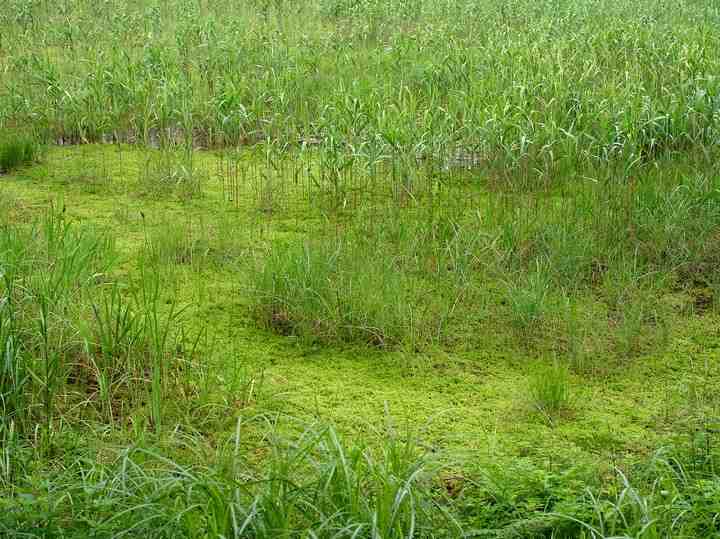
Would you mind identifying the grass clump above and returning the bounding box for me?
[0,132,42,174]
[0,205,117,436]
[505,259,554,332]
[528,360,572,417]
[138,148,204,200]
[143,219,210,268]
[253,237,431,348]
[0,204,202,433]
[453,429,720,538]
[251,202,475,348]
[559,432,720,538]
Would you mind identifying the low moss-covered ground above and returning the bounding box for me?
[4,144,717,472]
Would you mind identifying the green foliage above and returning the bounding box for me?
[0,206,115,431]
[0,281,27,429]
[0,423,450,538]
[249,160,720,356]
[251,202,476,348]
[559,433,720,538]
[456,458,593,537]
[3,421,714,538]
[80,282,144,421]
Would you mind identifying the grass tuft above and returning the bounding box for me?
[528,360,572,418]
[0,132,42,174]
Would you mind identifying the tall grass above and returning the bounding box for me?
[253,237,425,346]
[2,0,720,178]
[0,205,207,434]
[0,422,454,538]
[2,415,717,537]
[0,207,112,430]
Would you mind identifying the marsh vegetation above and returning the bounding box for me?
[1,0,720,536]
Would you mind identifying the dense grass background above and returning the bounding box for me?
[2,0,720,174]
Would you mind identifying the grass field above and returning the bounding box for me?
[1,0,720,537]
